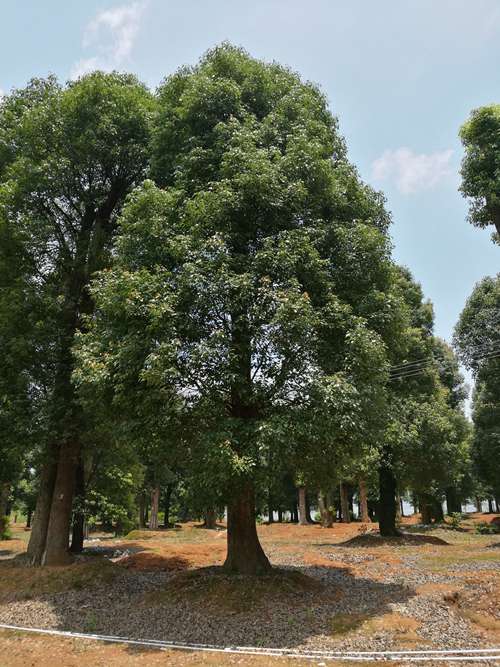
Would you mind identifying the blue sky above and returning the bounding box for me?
[1,0,498,355]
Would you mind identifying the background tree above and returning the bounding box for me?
[0,72,153,565]
[460,104,500,243]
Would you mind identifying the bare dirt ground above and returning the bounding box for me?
[0,514,499,666]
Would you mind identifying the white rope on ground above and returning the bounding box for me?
[1,624,499,663]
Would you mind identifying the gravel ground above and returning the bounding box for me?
[0,530,499,658]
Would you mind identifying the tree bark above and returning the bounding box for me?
[378,464,400,536]
[149,486,160,530]
[70,457,85,554]
[42,440,80,565]
[277,508,283,522]
[203,509,217,529]
[26,508,33,529]
[488,498,494,513]
[358,480,370,523]
[163,485,172,528]
[318,492,334,527]
[224,481,271,575]
[298,486,309,525]
[340,482,350,523]
[138,491,146,529]
[445,487,461,515]
[0,483,10,518]
[27,449,58,565]
[475,497,482,513]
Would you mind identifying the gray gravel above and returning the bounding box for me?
[0,533,499,656]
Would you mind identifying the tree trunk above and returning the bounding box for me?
[395,493,402,521]
[475,497,482,513]
[224,481,271,575]
[378,464,400,536]
[445,487,461,515]
[358,480,370,522]
[149,486,160,530]
[298,486,309,525]
[495,498,500,513]
[27,449,59,566]
[267,491,274,524]
[318,492,334,528]
[26,508,33,529]
[420,495,432,524]
[291,503,298,523]
[70,457,85,554]
[163,485,172,528]
[488,498,494,513]
[203,509,217,529]
[277,508,283,522]
[42,441,80,565]
[0,483,10,518]
[138,491,146,529]
[340,482,350,523]
[305,493,313,523]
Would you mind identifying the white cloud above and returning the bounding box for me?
[371,147,454,194]
[70,1,147,79]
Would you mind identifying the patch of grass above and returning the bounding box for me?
[146,567,325,613]
[0,558,118,602]
[461,609,500,637]
[331,613,369,636]
[421,550,500,570]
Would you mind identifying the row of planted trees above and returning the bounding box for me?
[0,44,495,572]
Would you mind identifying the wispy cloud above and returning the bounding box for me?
[71,1,148,79]
[371,147,454,194]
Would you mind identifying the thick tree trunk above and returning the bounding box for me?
[488,498,494,513]
[27,450,59,566]
[305,493,313,523]
[495,498,500,513]
[224,481,271,575]
[378,465,400,536]
[340,482,350,523]
[445,487,461,515]
[203,509,217,529]
[70,457,85,554]
[298,486,309,525]
[149,486,160,530]
[358,480,370,523]
[42,440,80,565]
[475,497,482,513]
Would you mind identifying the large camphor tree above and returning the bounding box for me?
[0,73,153,564]
[76,45,393,574]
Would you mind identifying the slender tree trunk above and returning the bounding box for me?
[378,464,400,536]
[26,508,33,529]
[340,482,350,523]
[475,497,482,513]
[267,491,274,524]
[359,480,370,522]
[305,493,313,523]
[298,486,309,525]
[277,508,283,523]
[203,509,217,529]
[395,493,402,521]
[488,498,494,513]
[27,448,59,566]
[495,497,500,513]
[138,491,146,529]
[70,457,85,554]
[149,486,160,530]
[42,440,80,565]
[163,485,172,528]
[224,481,271,575]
